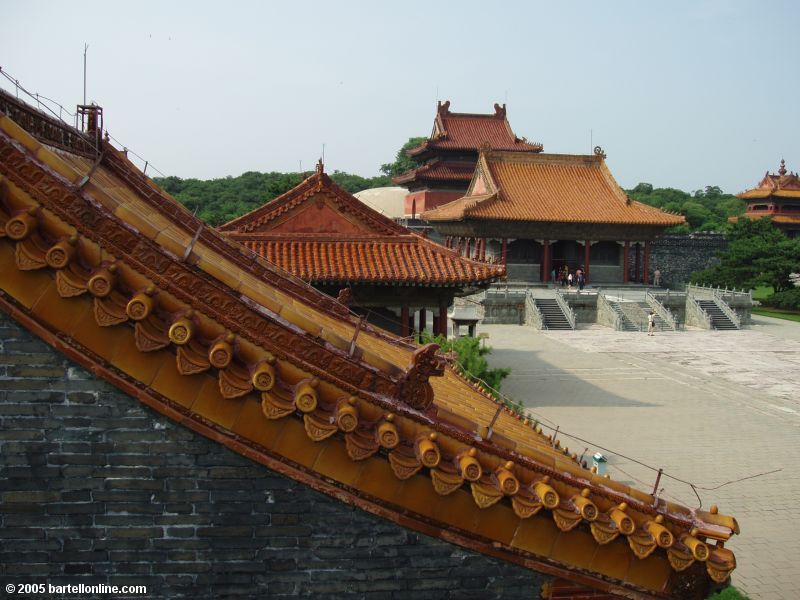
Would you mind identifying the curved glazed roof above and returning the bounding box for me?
[219,169,504,286]
[423,150,687,227]
[0,89,737,599]
[738,160,800,200]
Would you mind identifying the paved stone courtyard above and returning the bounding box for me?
[479,316,800,599]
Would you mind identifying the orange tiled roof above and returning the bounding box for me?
[220,167,504,286]
[408,100,543,156]
[730,214,800,225]
[738,159,800,200]
[392,159,475,185]
[0,88,739,598]
[423,150,686,227]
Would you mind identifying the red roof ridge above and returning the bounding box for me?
[220,168,407,237]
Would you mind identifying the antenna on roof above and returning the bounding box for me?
[322,143,326,165]
[299,160,302,175]
[436,85,439,103]
[590,129,593,153]
[83,43,89,105]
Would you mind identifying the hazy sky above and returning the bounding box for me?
[2,1,797,193]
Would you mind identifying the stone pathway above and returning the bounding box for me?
[479,316,800,599]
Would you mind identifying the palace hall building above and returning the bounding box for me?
[731,159,800,237]
[393,100,542,217]
[423,147,686,284]
[219,162,504,336]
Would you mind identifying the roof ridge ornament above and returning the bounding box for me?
[593,146,607,159]
[494,103,506,119]
[778,158,787,176]
[397,343,446,411]
[316,158,324,176]
[437,100,451,116]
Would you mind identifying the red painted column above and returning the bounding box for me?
[456,237,463,255]
[542,240,550,283]
[643,241,650,284]
[432,315,439,336]
[584,240,591,282]
[400,304,409,337]
[438,302,448,336]
[623,241,630,283]
[419,308,426,337]
[635,243,641,282]
[501,238,508,265]
[480,238,486,261]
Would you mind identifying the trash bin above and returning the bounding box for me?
[592,452,607,476]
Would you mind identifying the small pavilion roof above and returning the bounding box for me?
[423,149,686,227]
[738,159,800,200]
[406,100,543,157]
[220,164,504,286]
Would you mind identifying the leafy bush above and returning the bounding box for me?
[763,287,800,311]
[706,586,750,600]
[420,332,511,398]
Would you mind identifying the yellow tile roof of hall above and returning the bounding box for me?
[423,149,686,227]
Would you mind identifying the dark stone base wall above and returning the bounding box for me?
[640,233,727,288]
[0,313,548,599]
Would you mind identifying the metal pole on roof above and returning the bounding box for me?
[83,44,89,105]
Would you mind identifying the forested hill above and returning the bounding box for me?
[154,171,390,226]
[625,183,746,233]
[154,167,746,233]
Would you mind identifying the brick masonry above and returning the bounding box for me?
[0,312,549,599]
[644,233,727,287]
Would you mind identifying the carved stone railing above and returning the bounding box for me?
[555,289,577,330]
[711,292,741,329]
[596,291,622,331]
[525,291,545,329]
[645,290,677,331]
[686,294,713,329]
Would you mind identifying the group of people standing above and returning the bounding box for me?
[551,265,586,291]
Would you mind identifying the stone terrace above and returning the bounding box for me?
[481,316,800,599]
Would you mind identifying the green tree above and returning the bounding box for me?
[155,169,390,226]
[626,183,744,232]
[691,218,800,292]
[380,136,427,177]
[420,332,511,398]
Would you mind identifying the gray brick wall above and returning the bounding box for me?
[0,312,549,599]
[643,233,727,287]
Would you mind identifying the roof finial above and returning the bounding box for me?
[316,158,324,176]
[778,158,787,176]
[438,100,450,116]
[494,103,506,118]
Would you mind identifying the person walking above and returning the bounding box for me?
[567,271,573,289]
[653,268,662,287]
[647,311,656,336]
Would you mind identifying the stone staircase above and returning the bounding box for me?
[635,301,672,332]
[607,300,639,331]
[534,299,573,330]
[697,300,739,330]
